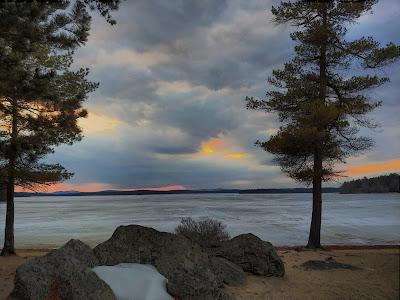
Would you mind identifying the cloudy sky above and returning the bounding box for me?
[34,0,400,192]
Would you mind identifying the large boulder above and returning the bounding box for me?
[214,233,285,277]
[210,257,246,286]
[93,225,230,300]
[11,239,115,300]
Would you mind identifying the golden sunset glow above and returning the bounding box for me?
[200,138,223,154]
[344,159,400,176]
[79,111,120,134]
[223,153,246,159]
[198,138,248,161]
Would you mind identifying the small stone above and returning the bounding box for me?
[301,259,360,270]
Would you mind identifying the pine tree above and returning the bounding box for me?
[0,1,119,256]
[246,0,399,248]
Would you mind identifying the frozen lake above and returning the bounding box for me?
[0,193,399,248]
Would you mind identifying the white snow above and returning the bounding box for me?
[92,263,174,300]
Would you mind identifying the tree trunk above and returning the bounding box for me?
[306,151,323,249]
[306,4,327,249]
[1,98,18,256]
[1,180,15,256]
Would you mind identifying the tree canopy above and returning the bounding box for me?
[247,0,399,184]
[0,2,95,189]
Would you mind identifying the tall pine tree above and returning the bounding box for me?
[246,0,399,248]
[0,1,119,255]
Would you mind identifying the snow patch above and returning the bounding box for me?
[93,263,173,300]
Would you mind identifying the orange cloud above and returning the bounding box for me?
[223,153,246,159]
[343,159,400,176]
[200,138,223,154]
[198,138,248,161]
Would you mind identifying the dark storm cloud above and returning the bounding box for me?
[153,94,237,139]
[86,0,291,90]
[94,66,158,100]
[95,0,228,51]
[143,10,292,90]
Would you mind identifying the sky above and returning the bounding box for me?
[31,0,400,192]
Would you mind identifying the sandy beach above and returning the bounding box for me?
[0,246,398,300]
[227,247,400,300]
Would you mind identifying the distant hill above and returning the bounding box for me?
[340,173,400,194]
[12,187,339,198]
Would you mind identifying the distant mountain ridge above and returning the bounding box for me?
[13,187,339,197]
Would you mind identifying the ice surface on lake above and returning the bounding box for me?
[93,263,173,300]
[0,193,399,247]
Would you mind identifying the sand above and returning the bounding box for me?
[227,247,400,300]
[0,247,398,300]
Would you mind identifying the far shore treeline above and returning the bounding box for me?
[8,187,340,198]
[340,173,400,194]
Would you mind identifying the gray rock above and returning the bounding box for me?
[12,226,284,299]
[210,256,246,286]
[11,239,115,300]
[94,225,231,300]
[214,233,285,277]
[302,257,361,270]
